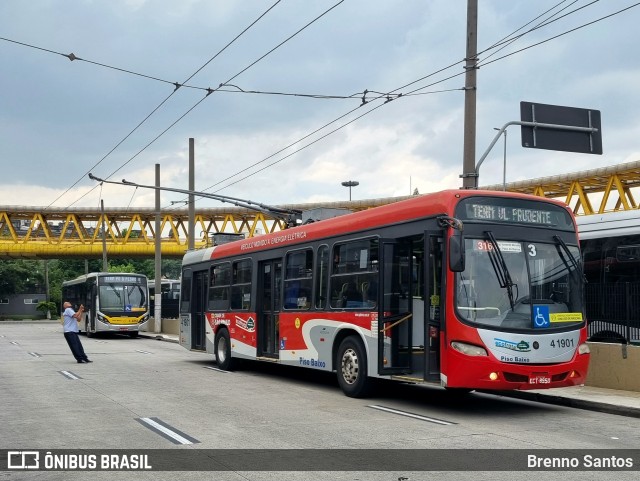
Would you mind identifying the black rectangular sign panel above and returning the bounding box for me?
[520,101,602,155]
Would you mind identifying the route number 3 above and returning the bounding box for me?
[527,244,537,257]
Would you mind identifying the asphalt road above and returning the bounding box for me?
[1,321,639,481]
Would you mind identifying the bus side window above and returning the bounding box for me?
[231,259,252,310]
[180,271,192,314]
[284,249,313,310]
[209,263,231,311]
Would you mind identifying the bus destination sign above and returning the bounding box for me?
[465,204,554,225]
[103,276,144,284]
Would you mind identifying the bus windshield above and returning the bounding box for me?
[456,237,584,331]
[99,282,147,313]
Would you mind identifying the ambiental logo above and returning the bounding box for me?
[494,338,531,352]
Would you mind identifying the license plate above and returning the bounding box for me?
[529,373,551,385]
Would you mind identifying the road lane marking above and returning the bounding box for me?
[136,417,200,445]
[367,405,456,425]
[59,371,81,380]
[28,352,41,358]
[10,341,19,345]
[135,350,153,354]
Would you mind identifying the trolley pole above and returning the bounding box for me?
[461,0,478,189]
[154,163,162,334]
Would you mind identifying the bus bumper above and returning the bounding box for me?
[443,350,590,390]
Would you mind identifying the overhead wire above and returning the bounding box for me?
[176,0,638,202]
[65,0,345,209]
[0,36,395,101]
[46,0,285,210]
[479,0,580,61]
[478,1,640,69]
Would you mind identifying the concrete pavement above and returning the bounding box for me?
[139,329,640,419]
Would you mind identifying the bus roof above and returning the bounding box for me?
[577,209,640,240]
[182,189,571,265]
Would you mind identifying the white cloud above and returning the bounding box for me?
[1,0,639,211]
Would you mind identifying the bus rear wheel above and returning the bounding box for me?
[214,329,235,370]
[336,336,372,398]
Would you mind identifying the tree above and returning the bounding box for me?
[2,257,182,309]
[0,260,44,298]
[36,301,57,319]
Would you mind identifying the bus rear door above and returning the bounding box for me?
[257,259,282,359]
[191,270,208,351]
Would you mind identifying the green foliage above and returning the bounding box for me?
[36,301,57,317]
[0,260,44,298]
[1,258,182,307]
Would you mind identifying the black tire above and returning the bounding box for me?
[336,335,372,398]
[214,328,235,370]
[129,331,139,338]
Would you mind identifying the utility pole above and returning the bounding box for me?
[461,0,478,189]
[154,163,162,334]
[100,199,108,271]
[188,138,195,251]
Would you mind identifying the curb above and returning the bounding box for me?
[139,333,179,344]
[489,390,640,419]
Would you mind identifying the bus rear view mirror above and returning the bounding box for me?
[449,235,465,272]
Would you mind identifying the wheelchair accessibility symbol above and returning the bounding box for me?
[533,305,550,328]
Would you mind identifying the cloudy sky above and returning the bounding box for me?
[1,0,639,211]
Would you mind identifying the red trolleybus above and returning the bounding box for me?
[179,190,590,397]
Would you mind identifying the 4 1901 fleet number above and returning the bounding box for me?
[550,338,575,349]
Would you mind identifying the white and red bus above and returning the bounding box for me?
[179,190,590,397]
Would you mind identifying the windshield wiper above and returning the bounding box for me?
[484,231,515,310]
[553,235,587,283]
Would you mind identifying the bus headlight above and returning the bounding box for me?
[97,314,108,324]
[451,341,488,357]
[578,343,590,355]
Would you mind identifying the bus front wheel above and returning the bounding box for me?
[214,329,235,370]
[336,336,372,398]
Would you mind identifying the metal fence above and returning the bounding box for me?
[585,282,640,344]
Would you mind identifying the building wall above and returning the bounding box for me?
[0,294,47,317]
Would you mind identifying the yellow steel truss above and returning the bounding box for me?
[480,159,640,215]
[1,161,639,259]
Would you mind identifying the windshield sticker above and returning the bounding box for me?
[550,312,583,323]
[533,305,550,328]
[496,241,522,253]
[533,305,583,327]
[473,240,522,253]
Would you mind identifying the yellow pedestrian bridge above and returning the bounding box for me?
[1,160,639,259]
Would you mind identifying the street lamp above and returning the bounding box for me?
[341,180,359,201]
[493,127,507,191]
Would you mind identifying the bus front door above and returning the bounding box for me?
[258,260,282,359]
[192,270,208,351]
[378,240,412,375]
